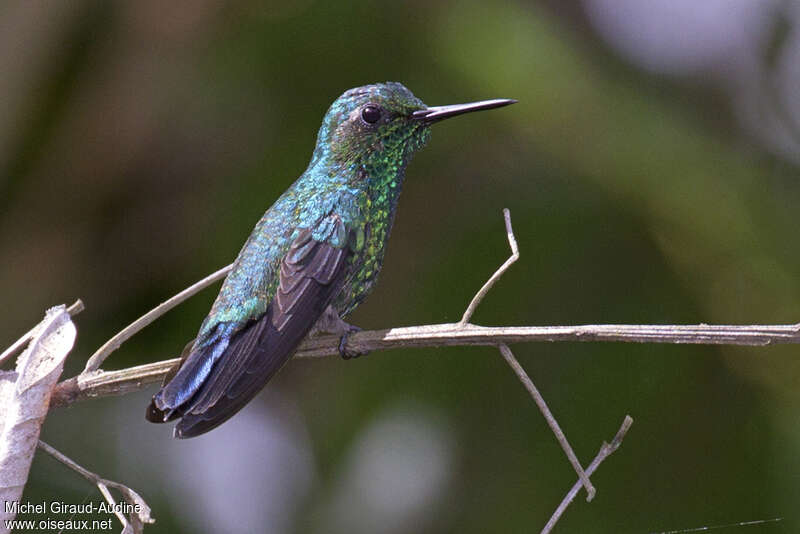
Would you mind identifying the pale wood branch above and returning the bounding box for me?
[51,321,800,408]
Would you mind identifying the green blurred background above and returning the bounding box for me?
[3,0,799,532]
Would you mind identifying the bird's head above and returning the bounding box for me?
[312,82,515,174]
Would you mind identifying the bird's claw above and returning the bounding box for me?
[338,326,369,359]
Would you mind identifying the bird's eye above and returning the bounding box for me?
[361,105,382,124]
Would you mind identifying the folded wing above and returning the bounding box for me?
[148,222,350,438]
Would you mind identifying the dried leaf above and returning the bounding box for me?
[0,306,76,530]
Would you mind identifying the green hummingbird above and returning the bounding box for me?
[147,82,515,438]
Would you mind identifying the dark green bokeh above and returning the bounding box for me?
[2,1,798,532]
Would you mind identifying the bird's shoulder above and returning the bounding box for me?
[195,183,362,344]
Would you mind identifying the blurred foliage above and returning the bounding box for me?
[2,0,798,532]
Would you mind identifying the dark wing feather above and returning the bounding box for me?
[176,314,272,416]
[172,227,350,438]
[145,339,195,423]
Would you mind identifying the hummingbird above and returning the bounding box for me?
[146,82,515,438]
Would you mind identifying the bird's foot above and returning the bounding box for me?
[310,305,370,359]
[338,325,369,360]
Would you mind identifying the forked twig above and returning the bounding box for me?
[458,210,595,499]
[460,208,518,325]
[541,416,633,534]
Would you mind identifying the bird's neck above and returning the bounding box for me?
[360,159,408,213]
[312,150,411,216]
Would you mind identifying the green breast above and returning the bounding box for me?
[335,175,403,317]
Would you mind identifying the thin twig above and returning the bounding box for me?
[37,440,154,533]
[498,343,595,500]
[0,299,84,365]
[67,299,86,316]
[460,208,519,325]
[541,416,634,534]
[95,483,128,529]
[37,440,105,490]
[83,265,232,373]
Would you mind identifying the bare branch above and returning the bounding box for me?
[38,440,154,533]
[498,343,595,500]
[293,322,800,353]
[460,208,519,325]
[49,320,800,408]
[52,358,176,407]
[83,265,232,373]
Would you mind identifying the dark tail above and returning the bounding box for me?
[145,339,195,423]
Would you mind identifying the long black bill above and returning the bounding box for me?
[412,98,517,123]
